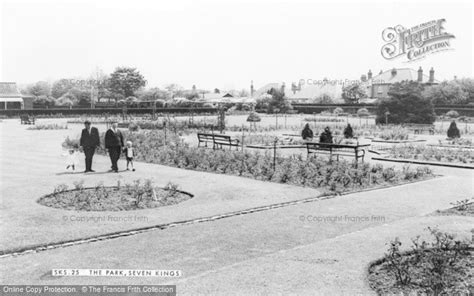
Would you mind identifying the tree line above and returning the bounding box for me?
[342,78,474,105]
[21,67,249,107]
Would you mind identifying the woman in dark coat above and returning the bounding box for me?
[319,126,333,143]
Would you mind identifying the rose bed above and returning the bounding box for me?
[37,186,193,211]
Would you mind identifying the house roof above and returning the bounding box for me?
[252,83,283,97]
[0,97,24,102]
[202,92,233,101]
[287,83,343,100]
[368,68,438,85]
[253,82,301,99]
[0,82,22,98]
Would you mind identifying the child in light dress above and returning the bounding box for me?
[63,148,79,171]
[123,141,135,171]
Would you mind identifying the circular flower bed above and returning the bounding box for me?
[38,181,193,211]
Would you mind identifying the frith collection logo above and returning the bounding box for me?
[381,19,455,62]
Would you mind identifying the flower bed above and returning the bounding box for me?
[27,123,68,130]
[126,120,219,131]
[303,117,345,123]
[62,130,433,193]
[434,200,474,216]
[237,134,305,146]
[38,180,192,211]
[368,228,473,295]
[386,145,473,164]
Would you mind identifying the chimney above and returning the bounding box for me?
[367,70,372,80]
[417,67,423,82]
[297,80,302,91]
[250,80,254,97]
[281,82,285,93]
[429,68,434,83]
[291,82,297,94]
[361,75,367,82]
[391,68,397,76]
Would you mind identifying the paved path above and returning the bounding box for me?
[0,119,472,295]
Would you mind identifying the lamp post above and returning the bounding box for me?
[274,108,280,129]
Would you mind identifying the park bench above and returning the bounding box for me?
[306,142,369,164]
[403,124,435,135]
[197,133,240,150]
[20,115,35,125]
[197,133,215,148]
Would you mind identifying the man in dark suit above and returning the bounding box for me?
[79,120,100,173]
[105,122,124,172]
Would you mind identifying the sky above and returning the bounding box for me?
[1,0,473,91]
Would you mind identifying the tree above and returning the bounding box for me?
[108,67,147,100]
[25,81,51,97]
[164,84,185,98]
[51,79,75,99]
[422,81,468,105]
[239,89,249,97]
[342,83,367,103]
[316,93,334,104]
[265,87,292,113]
[376,81,436,124]
[69,87,92,106]
[136,87,169,101]
[214,88,220,94]
[454,78,474,105]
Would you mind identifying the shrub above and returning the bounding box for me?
[128,122,139,132]
[445,110,459,118]
[343,124,354,139]
[333,107,344,115]
[202,102,214,108]
[376,126,409,140]
[246,112,261,122]
[357,108,370,117]
[301,123,314,140]
[447,121,461,138]
[62,130,433,193]
[381,227,471,295]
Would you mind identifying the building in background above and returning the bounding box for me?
[360,67,439,102]
[0,82,34,109]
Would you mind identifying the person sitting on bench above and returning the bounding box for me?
[319,126,333,144]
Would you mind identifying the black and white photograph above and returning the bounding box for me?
[0,0,473,295]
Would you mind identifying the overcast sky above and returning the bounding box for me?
[1,0,472,90]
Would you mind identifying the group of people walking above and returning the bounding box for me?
[74,120,135,173]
